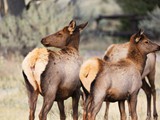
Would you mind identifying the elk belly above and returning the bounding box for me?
[106,88,130,102]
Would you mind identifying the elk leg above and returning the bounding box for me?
[118,100,126,120]
[23,71,38,120]
[57,100,66,120]
[141,78,152,120]
[128,93,138,120]
[72,90,81,120]
[127,99,131,119]
[82,92,89,120]
[104,101,110,120]
[87,91,106,120]
[28,90,38,120]
[83,108,87,120]
[39,87,57,120]
[147,72,158,119]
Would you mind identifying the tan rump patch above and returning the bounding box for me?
[79,57,102,92]
[22,48,49,92]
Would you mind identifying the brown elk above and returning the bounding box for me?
[79,30,160,120]
[103,43,158,120]
[22,20,88,120]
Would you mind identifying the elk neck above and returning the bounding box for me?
[127,43,147,74]
[67,32,80,51]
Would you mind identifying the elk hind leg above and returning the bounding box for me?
[23,71,39,120]
[87,91,106,120]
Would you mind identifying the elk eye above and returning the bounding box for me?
[145,41,149,44]
[57,33,62,36]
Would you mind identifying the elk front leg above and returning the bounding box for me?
[128,93,138,120]
[118,100,126,120]
[127,99,131,119]
[141,78,152,120]
[147,72,158,120]
[57,100,66,120]
[39,87,57,120]
[104,101,110,120]
[72,90,81,120]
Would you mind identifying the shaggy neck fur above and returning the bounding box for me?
[67,32,80,51]
[127,42,147,74]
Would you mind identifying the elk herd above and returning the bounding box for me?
[22,20,160,120]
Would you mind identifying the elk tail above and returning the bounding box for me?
[79,57,103,93]
[22,48,49,93]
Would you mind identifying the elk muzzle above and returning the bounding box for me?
[41,38,49,47]
[157,45,160,51]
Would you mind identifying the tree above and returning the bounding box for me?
[0,1,74,56]
[116,0,160,14]
[139,7,160,40]
[116,0,160,31]
[0,0,26,16]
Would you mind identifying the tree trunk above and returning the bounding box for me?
[7,0,25,16]
[0,0,8,16]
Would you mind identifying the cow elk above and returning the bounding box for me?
[79,30,160,120]
[103,42,158,120]
[22,20,88,120]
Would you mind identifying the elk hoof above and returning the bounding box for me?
[128,115,131,120]
[146,116,151,120]
[153,114,158,120]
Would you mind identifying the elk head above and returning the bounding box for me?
[41,20,88,50]
[130,29,160,55]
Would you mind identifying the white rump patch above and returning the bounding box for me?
[22,48,49,92]
[79,57,101,92]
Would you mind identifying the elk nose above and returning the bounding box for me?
[41,38,45,44]
[158,45,160,51]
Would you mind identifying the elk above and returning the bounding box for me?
[22,20,88,120]
[103,42,158,120]
[79,30,160,120]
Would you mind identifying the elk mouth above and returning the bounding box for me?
[42,43,50,47]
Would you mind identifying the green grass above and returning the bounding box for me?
[0,51,160,120]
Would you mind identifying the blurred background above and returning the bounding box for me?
[0,0,160,120]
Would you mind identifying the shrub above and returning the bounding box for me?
[139,7,160,40]
[0,0,74,56]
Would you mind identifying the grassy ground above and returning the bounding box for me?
[0,46,160,120]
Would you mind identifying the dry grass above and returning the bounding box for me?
[0,51,160,120]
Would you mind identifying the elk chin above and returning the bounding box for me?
[42,43,51,47]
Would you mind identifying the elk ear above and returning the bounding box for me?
[68,20,76,34]
[137,29,144,36]
[135,29,144,43]
[77,22,88,31]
